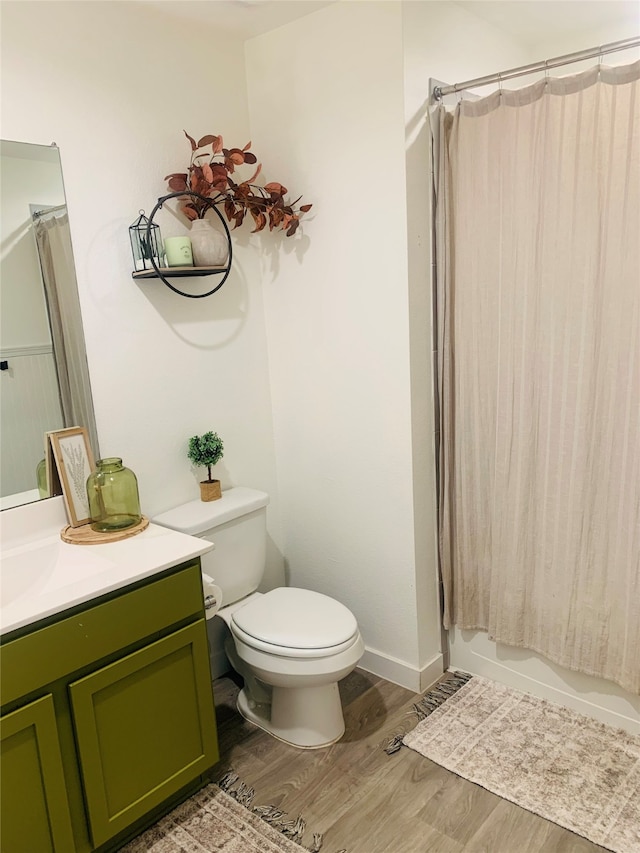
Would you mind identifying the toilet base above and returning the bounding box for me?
[236,682,345,749]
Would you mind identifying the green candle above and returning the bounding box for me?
[164,236,193,267]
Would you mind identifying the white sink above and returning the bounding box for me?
[0,537,114,609]
[0,496,214,635]
[1,540,59,608]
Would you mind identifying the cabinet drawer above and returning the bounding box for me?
[1,562,203,706]
[69,620,218,847]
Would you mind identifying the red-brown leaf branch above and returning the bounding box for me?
[164,131,312,236]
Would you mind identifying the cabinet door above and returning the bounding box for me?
[0,695,75,853]
[69,620,219,848]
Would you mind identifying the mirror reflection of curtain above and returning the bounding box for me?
[33,209,99,457]
[434,61,640,694]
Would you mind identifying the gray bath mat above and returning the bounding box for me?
[402,676,640,853]
[121,771,346,852]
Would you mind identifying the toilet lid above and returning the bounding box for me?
[231,587,358,650]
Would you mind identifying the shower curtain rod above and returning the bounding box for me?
[432,36,640,99]
[32,204,67,219]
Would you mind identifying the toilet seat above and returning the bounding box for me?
[231,621,361,659]
[230,587,359,659]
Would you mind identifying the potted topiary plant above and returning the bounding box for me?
[188,431,224,502]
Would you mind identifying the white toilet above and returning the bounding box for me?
[153,487,364,749]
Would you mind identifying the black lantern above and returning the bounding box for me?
[129,210,165,272]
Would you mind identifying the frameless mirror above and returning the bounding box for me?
[0,140,99,509]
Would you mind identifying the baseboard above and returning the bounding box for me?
[210,639,444,696]
[449,627,640,736]
[206,617,232,680]
[209,646,231,681]
[359,647,444,693]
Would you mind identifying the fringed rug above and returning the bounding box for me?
[395,674,640,853]
[121,771,345,853]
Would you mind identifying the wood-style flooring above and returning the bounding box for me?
[211,669,610,853]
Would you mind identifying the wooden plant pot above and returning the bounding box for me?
[200,480,222,502]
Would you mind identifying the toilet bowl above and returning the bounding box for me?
[152,488,364,749]
[218,587,364,747]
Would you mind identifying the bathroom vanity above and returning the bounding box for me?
[0,498,220,853]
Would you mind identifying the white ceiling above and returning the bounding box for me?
[456,1,639,46]
[140,0,639,45]
[140,0,336,39]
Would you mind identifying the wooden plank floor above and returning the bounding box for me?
[211,669,610,853]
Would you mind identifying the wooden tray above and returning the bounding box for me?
[61,516,149,545]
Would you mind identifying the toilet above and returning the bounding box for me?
[153,487,364,749]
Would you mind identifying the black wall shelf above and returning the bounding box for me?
[132,191,233,299]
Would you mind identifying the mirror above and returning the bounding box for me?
[0,140,99,510]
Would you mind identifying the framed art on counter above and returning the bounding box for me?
[48,426,95,527]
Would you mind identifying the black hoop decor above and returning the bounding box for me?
[145,191,233,298]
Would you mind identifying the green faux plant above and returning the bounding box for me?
[187,431,224,482]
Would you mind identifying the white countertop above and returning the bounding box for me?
[0,497,213,636]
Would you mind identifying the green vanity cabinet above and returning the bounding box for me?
[0,559,219,853]
[70,621,217,846]
[0,694,75,853]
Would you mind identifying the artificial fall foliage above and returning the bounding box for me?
[165,132,312,237]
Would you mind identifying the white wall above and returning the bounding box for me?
[0,0,285,590]
[522,7,640,61]
[246,1,434,688]
[244,0,542,689]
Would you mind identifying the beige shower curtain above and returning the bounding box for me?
[33,210,99,456]
[436,61,640,694]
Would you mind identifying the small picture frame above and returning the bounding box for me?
[48,427,95,527]
[44,430,63,499]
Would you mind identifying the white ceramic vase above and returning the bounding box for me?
[189,218,229,266]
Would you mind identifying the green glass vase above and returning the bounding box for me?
[36,458,48,498]
[87,457,141,532]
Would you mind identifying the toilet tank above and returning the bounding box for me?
[152,487,269,607]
